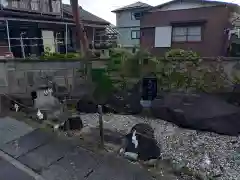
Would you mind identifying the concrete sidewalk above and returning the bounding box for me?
[0,117,153,180]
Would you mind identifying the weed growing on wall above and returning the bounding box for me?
[40,47,81,60]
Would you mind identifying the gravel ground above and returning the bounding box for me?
[80,113,240,180]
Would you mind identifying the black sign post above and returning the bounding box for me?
[141,76,157,108]
[142,77,157,100]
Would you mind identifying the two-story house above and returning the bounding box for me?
[0,0,111,58]
[113,0,240,57]
[141,0,240,57]
[111,1,151,51]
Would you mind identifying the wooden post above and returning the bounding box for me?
[20,32,26,59]
[65,23,68,54]
[92,27,95,49]
[0,95,2,114]
[5,20,11,54]
[98,105,104,148]
[62,98,70,132]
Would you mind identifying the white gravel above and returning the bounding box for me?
[80,113,240,179]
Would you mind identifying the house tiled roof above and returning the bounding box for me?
[111,1,152,12]
[63,4,110,25]
[152,0,238,10]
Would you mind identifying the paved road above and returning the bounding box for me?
[0,117,153,180]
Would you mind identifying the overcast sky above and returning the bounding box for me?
[62,0,239,25]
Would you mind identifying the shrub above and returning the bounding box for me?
[195,58,229,92]
[157,50,229,92]
[104,48,230,94]
[165,49,199,60]
[92,68,114,103]
[152,49,200,92]
[40,47,81,60]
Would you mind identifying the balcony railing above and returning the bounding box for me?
[0,0,62,14]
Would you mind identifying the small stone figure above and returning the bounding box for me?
[14,103,19,112]
[37,109,44,120]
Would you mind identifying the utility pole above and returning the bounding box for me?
[70,0,88,55]
[70,0,91,81]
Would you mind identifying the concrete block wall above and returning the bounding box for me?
[0,60,85,95]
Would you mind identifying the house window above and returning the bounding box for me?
[42,0,50,12]
[11,0,19,8]
[52,0,61,13]
[1,0,8,7]
[172,26,202,42]
[31,0,40,11]
[131,12,143,20]
[131,30,140,39]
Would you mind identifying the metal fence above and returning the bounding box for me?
[2,37,76,57]
[0,36,117,58]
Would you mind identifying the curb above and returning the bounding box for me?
[0,150,46,180]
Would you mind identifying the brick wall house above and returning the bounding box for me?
[140,0,239,57]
